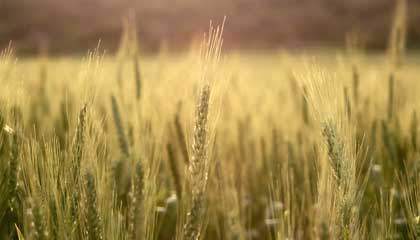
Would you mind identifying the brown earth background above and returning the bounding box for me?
[1,0,420,55]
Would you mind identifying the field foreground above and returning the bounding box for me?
[0,45,420,239]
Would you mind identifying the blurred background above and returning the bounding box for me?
[1,0,420,55]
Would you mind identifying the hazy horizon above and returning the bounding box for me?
[2,0,420,54]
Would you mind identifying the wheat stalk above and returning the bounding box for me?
[298,64,361,239]
[72,104,87,181]
[111,95,130,157]
[167,142,182,199]
[128,161,144,240]
[85,172,103,240]
[133,55,142,101]
[8,133,19,213]
[183,83,211,240]
[174,103,189,164]
[387,74,395,121]
[388,0,407,69]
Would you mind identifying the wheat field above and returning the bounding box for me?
[0,5,420,239]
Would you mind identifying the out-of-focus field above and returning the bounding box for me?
[3,0,420,53]
[0,40,419,239]
[10,49,420,133]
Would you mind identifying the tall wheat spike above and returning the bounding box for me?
[298,64,362,239]
[72,104,87,181]
[322,121,345,183]
[182,18,224,240]
[183,83,211,240]
[69,104,87,236]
